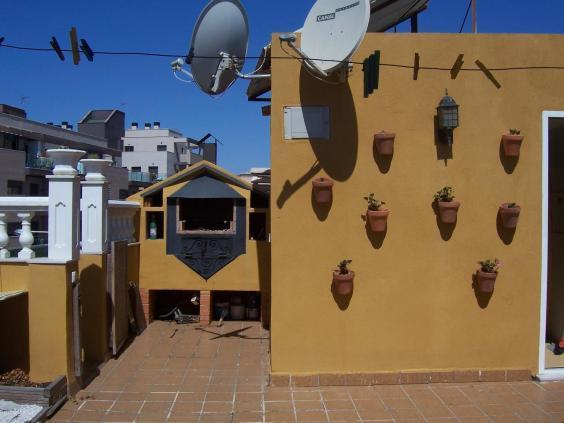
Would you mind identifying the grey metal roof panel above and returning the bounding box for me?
[367,0,429,32]
[169,175,244,199]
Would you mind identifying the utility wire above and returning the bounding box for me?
[459,0,473,33]
[2,42,564,72]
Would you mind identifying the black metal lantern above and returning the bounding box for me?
[437,89,459,145]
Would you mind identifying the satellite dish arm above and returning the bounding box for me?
[278,33,328,77]
[234,69,270,80]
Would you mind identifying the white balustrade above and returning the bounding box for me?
[0,213,10,259]
[108,201,139,245]
[17,212,35,259]
[0,198,48,260]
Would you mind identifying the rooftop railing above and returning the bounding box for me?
[128,171,168,183]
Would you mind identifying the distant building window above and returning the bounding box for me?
[157,145,167,151]
[7,180,24,196]
[124,145,134,152]
[29,183,39,196]
[131,166,141,173]
[148,166,158,178]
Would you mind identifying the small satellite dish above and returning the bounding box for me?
[280,0,371,79]
[171,0,270,95]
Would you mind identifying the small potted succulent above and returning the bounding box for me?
[312,176,334,204]
[499,202,521,229]
[364,193,389,232]
[374,131,396,156]
[333,259,354,295]
[501,129,524,157]
[476,258,501,293]
[434,186,460,224]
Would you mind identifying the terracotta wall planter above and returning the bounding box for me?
[312,177,334,204]
[499,203,521,229]
[333,271,354,295]
[374,131,396,155]
[366,209,389,232]
[501,134,524,157]
[437,201,460,223]
[476,270,498,293]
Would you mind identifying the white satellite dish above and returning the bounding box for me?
[172,0,270,95]
[280,0,371,79]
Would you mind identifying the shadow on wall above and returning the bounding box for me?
[434,115,453,166]
[256,241,271,330]
[276,66,358,209]
[496,212,516,245]
[472,273,493,309]
[312,190,332,221]
[373,141,393,174]
[0,293,30,372]
[431,201,457,241]
[361,215,387,249]
[331,280,352,311]
[499,141,519,174]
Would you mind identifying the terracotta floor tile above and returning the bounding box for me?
[417,404,455,418]
[170,401,204,413]
[294,400,324,411]
[100,411,137,422]
[295,410,329,422]
[321,390,350,401]
[327,409,360,421]
[108,400,142,414]
[449,404,486,418]
[203,401,234,413]
[323,399,354,410]
[265,410,296,422]
[177,392,207,402]
[356,407,394,420]
[71,409,105,422]
[80,400,114,412]
[135,410,170,422]
[232,411,264,422]
[265,401,293,412]
[387,407,425,420]
[167,412,201,422]
[382,397,416,409]
[233,400,262,412]
[199,413,234,422]
[139,401,173,413]
[292,390,322,400]
[206,392,234,401]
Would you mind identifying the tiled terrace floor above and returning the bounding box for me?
[50,321,564,422]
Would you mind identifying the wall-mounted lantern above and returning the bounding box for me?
[437,89,459,145]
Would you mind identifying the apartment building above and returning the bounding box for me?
[121,122,217,183]
[0,104,129,199]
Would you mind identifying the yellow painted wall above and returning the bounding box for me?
[270,34,564,375]
[132,172,270,292]
[79,254,109,367]
[27,261,78,392]
[0,262,29,292]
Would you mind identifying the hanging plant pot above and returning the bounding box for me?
[333,271,355,296]
[374,131,396,156]
[366,209,390,232]
[437,201,460,224]
[499,203,521,229]
[476,270,498,293]
[312,177,334,204]
[501,134,524,157]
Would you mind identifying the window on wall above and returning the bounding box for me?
[29,183,39,196]
[124,145,134,152]
[148,166,158,178]
[131,166,141,173]
[7,180,23,196]
[177,198,235,233]
[157,145,167,151]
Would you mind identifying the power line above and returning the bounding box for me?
[459,0,473,33]
[2,42,564,72]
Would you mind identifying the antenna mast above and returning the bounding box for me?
[472,0,477,33]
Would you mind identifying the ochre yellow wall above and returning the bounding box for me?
[27,261,78,392]
[0,262,29,292]
[270,34,564,375]
[79,254,109,366]
[133,173,269,292]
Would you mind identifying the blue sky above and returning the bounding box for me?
[1,0,563,173]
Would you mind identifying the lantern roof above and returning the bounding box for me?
[438,89,458,108]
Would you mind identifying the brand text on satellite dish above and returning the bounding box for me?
[316,1,360,22]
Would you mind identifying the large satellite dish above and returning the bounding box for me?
[280,0,371,79]
[171,0,269,95]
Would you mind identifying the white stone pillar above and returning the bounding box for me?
[17,212,35,259]
[0,213,10,259]
[46,149,85,261]
[80,159,110,254]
